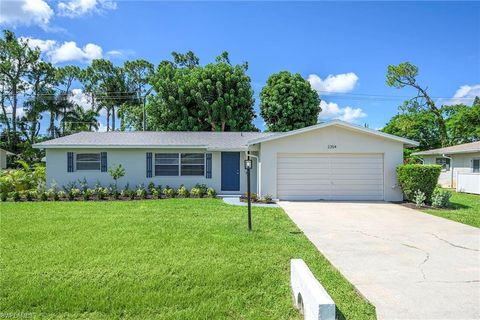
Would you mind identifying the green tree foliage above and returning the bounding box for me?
[147,51,256,131]
[382,108,441,150]
[117,59,154,130]
[443,103,480,145]
[0,30,40,147]
[386,62,448,146]
[260,71,320,132]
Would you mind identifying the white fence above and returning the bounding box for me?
[456,173,480,195]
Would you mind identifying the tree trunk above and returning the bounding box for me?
[12,86,17,136]
[106,109,110,132]
[49,111,55,138]
[112,106,115,131]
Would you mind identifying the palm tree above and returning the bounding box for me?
[63,105,99,133]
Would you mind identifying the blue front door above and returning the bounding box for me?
[221,152,240,191]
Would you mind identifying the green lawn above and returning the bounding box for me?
[0,199,375,319]
[421,190,480,228]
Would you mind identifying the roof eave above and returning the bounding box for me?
[413,149,480,156]
[33,144,210,149]
[247,120,419,147]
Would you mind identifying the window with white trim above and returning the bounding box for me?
[181,153,205,176]
[155,153,179,176]
[76,153,101,171]
[436,158,450,171]
[473,159,480,173]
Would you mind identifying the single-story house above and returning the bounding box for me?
[413,141,480,188]
[33,120,418,201]
[0,148,15,169]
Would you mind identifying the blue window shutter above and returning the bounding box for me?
[67,152,74,172]
[146,152,152,178]
[206,153,212,179]
[100,152,107,172]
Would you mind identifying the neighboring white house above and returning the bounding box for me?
[0,148,15,169]
[413,141,480,190]
[33,120,418,201]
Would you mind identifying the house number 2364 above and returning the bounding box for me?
[328,144,337,149]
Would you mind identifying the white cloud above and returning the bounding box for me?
[319,100,367,123]
[70,89,91,110]
[308,72,359,95]
[446,84,480,105]
[58,0,117,17]
[49,41,102,64]
[20,37,56,52]
[22,37,103,64]
[0,0,53,27]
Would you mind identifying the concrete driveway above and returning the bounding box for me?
[279,201,480,320]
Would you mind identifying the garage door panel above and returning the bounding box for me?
[277,153,384,200]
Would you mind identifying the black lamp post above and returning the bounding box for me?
[244,156,253,231]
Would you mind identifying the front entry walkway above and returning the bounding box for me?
[279,201,480,320]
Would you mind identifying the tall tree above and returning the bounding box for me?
[118,59,154,130]
[147,51,257,131]
[0,30,40,147]
[386,62,448,146]
[260,71,321,132]
[56,65,81,135]
[22,61,56,144]
[63,105,99,133]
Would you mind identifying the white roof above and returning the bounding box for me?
[247,120,419,147]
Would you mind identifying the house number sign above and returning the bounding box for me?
[327,144,337,149]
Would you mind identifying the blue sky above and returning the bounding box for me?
[1,1,479,131]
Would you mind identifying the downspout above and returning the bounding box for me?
[442,154,453,188]
[245,150,260,197]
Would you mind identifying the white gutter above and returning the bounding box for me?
[442,154,454,188]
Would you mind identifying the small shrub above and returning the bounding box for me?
[207,187,217,198]
[263,194,273,203]
[57,191,66,200]
[152,188,160,199]
[112,189,120,200]
[10,191,20,202]
[190,187,202,198]
[177,185,190,198]
[38,191,48,201]
[25,190,36,201]
[243,192,258,202]
[96,188,108,200]
[68,188,81,201]
[136,187,147,200]
[194,183,207,197]
[108,164,126,191]
[78,178,89,192]
[148,182,156,194]
[431,188,452,208]
[397,164,441,203]
[163,186,176,198]
[1,192,7,202]
[413,190,426,208]
[83,189,93,201]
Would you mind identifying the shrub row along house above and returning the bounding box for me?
[34,120,419,201]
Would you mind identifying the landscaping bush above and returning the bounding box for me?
[431,188,452,208]
[396,164,441,203]
[10,191,20,202]
[136,186,147,200]
[263,194,273,203]
[0,161,45,193]
[177,185,190,198]
[148,182,156,194]
[163,186,176,198]
[194,184,207,197]
[83,189,93,201]
[151,188,160,199]
[207,187,217,198]
[57,191,66,200]
[190,187,202,198]
[1,192,7,202]
[413,190,426,208]
[243,192,258,202]
[38,191,48,201]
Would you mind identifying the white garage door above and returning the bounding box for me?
[277,153,384,200]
